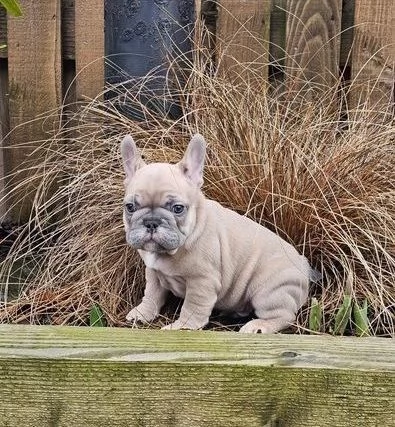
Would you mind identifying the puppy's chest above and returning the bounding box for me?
[140,252,186,297]
[140,252,160,270]
[140,251,180,274]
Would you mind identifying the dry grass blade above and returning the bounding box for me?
[0,23,394,335]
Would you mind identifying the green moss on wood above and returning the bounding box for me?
[0,325,393,426]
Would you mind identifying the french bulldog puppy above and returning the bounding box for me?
[121,134,311,333]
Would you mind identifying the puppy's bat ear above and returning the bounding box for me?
[121,135,146,181]
[178,133,206,188]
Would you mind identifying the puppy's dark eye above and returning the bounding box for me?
[125,203,137,214]
[172,204,185,215]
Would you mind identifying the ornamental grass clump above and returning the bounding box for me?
[0,29,393,335]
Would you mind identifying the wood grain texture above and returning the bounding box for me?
[5,0,62,223]
[285,0,343,90]
[0,325,394,427]
[352,0,394,110]
[195,0,202,19]
[75,0,104,100]
[216,0,271,82]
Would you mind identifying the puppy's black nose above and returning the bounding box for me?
[143,218,161,232]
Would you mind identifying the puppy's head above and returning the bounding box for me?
[121,134,206,254]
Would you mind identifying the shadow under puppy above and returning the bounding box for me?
[121,134,311,333]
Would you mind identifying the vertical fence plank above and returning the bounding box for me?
[285,0,343,91]
[195,0,202,18]
[75,0,104,101]
[216,0,271,82]
[5,0,62,223]
[351,0,394,111]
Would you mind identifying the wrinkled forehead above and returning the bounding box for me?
[124,163,190,204]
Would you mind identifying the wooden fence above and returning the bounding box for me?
[0,324,394,426]
[0,0,394,222]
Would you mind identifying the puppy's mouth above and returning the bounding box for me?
[141,232,171,253]
[140,234,179,253]
[142,238,170,253]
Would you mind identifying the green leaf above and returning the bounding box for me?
[0,44,6,50]
[308,297,322,332]
[353,299,370,337]
[89,304,107,327]
[333,294,352,335]
[0,0,22,16]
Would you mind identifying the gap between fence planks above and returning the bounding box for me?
[269,0,287,74]
[62,0,75,61]
[0,325,394,427]
[0,6,6,58]
[4,0,62,223]
[0,48,7,219]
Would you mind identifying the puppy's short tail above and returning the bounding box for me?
[310,267,323,283]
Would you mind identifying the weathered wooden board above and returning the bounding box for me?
[216,0,271,82]
[351,0,394,111]
[75,0,104,101]
[285,0,343,90]
[0,325,393,426]
[195,0,202,19]
[5,0,62,223]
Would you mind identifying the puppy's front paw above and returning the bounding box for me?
[239,319,271,334]
[161,318,204,331]
[161,321,181,330]
[126,304,158,324]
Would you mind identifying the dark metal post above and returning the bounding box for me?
[105,0,195,119]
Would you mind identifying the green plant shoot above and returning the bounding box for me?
[333,294,352,335]
[89,304,107,327]
[0,0,22,16]
[308,297,322,332]
[353,299,370,337]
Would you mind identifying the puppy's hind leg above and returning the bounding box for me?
[239,309,296,333]
[239,276,309,334]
